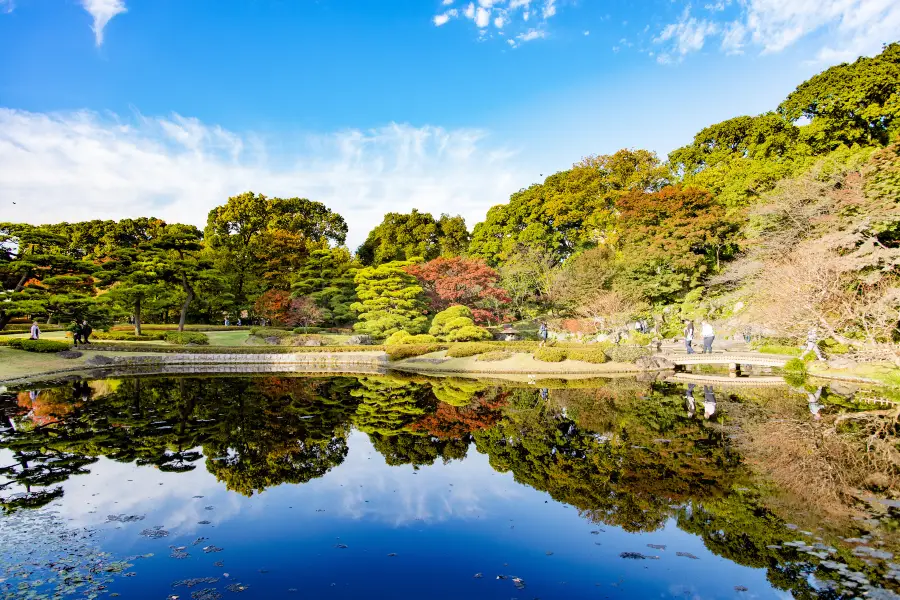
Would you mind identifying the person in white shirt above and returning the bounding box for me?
[29,321,40,340]
[701,321,715,354]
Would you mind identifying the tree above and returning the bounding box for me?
[291,247,359,326]
[350,261,429,338]
[404,256,509,323]
[357,210,469,266]
[428,305,492,341]
[253,290,292,325]
[204,192,348,310]
[287,296,325,332]
[498,245,557,318]
[469,149,667,264]
[613,186,740,304]
[550,246,619,312]
[0,224,104,330]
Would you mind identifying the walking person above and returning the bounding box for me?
[81,320,93,344]
[29,321,41,340]
[538,322,549,345]
[69,320,82,347]
[701,320,715,354]
[683,320,695,354]
[800,328,825,361]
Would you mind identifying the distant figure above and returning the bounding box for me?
[81,320,92,344]
[743,328,752,344]
[683,320,695,354]
[703,385,716,419]
[538,322,548,344]
[685,383,696,418]
[807,387,824,421]
[70,321,82,347]
[224,317,230,327]
[701,321,715,354]
[29,321,40,340]
[237,318,242,326]
[540,388,549,401]
[800,328,825,361]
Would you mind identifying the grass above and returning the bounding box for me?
[205,330,252,346]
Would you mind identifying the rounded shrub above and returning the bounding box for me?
[606,345,651,363]
[566,348,608,364]
[476,350,514,362]
[446,325,492,342]
[534,347,567,362]
[386,344,442,361]
[385,331,439,345]
[446,342,496,358]
[8,339,72,353]
[164,331,210,345]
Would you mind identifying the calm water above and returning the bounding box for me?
[1,374,897,599]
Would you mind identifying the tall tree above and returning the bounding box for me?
[357,210,469,266]
[291,247,359,325]
[404,256,509,323]
[350,260,429,338]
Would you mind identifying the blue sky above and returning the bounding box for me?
[1,0,897,246]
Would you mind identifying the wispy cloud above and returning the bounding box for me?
[0,108,527,248]
[654,0,900,64]
[0,0,13,15]
[80,0,126,46]
[432,0,556,47]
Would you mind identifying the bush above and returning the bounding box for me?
[628,331,653,346]
[534,347,567,362]
[566,348,609,364]
[606,345,651,363]
[111,324,257,332]
[476,350,514,362]
[84,343,386,354]
[93,331,167,342]
[820,338,850,354]
[292,326,324,334]
[757,344,802,356]
[385,331,439,346]
[386,344,443,361]
[348,334,374,346]
[7,339,72,353]
[445,325,492,342]
[447,343,496,358]
[250,327,292,339]
[164,332,210,345]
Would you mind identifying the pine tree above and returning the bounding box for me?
[350,260,428,338]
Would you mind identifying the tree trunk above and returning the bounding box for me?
[178,274,195,332]
[0,273,31,331]
[134,298,142,336]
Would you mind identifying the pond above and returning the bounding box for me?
[1,374,898,599]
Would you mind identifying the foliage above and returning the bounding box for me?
[428,305,492,342]
[605,345,651,363]
[533,347,566,362]
[357,210,469,266]
[475,350,514,361]
[384,331,439,345]
[565,348,609,364]
[405,256,509,323]
[290,247,359,326]
[446,342,496,358]
[783,358,808,375]
[287,296,325,331]
[253,290,293,325]
[93,331,167,341]
[385,344,443,360]
[351,261,429,339]
[5,338,71,352]
[498,245,557,318]
[164,331,210,345]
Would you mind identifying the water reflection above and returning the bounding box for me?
[0,374,898,599]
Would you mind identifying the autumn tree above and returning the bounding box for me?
[287,296,325,332]
[404,256,509,323]
[253,290,292,325]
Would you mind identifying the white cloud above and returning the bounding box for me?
[0,108,527,248]
[434,0,555,47]
[654,7,719,62]
[0,0,13,15]
[433,8,458,27]
[80,0,126,46]
[442,0,454,4]
[474,6,490,28]
[655,0,900,64]
[584,30,590,36]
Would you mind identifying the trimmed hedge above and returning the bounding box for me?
[385,331,439,346]
[476,350,514,362]
[164,332,210,345]
[566,348,609,364]
[93,331,167,342]
[534,347,567,362]
[111,324,260,332]
[249,327,293,339]
[292,326,325,334]
[84,342,386,354]
[5,339,71,353]
[446,343,496,358]
[386,344,443,361]
[605,345,651,363]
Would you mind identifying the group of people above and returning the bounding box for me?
[69,320,93,346]
[683,320,716,354]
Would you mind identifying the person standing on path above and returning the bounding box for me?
[29,321,40,340]
[538,322,548,345]
[683,320,695,354]
[70,321,82,347]
[81,320,93,344]
[800,328,825,361]
[701,321,715,354]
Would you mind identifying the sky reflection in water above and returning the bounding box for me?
[0,375,894,599]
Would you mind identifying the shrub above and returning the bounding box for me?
[386,344,442,361]
[566,348,609,364]
[83,343,386,354]
[447,343,496,358]
[820,338,850,354]
[606,345,651,363]
[385,331,439,346]
[534,347,567,362]
[250,327,292,339]
[628,331,653,346]
[348,334,374,345]
[292,326,324,334]
[9,339,72,353]
[445,325,492,342]
[93,331,167,342]
[757,344,802,356]
[783,358,808,374]
[476,350,514,362]
[164,332,210,345]
[429,305,473,335]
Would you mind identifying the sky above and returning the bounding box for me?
[0,0,897,248]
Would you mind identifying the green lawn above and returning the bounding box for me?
[204,330,252,346]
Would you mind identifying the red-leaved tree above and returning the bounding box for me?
[404,256,510,323]
[253,290,292,324]
[287,296,325,331]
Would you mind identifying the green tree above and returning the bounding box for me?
[357,210,469,266]
[291,247,359,325]
[350,260,428,338]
